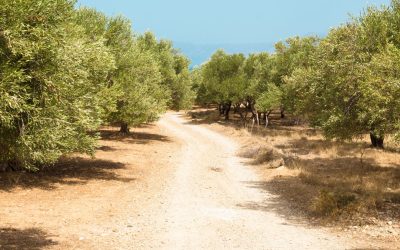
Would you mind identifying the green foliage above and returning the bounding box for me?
[201,50,246,105]
[0,0,115,170]
[101,18,171,129]
[243,52,276,102]
[191,66,210,105]
[255,84,282,112]
[109,47,169,128]
[75,9,192,131]
[277,37,319,115]
[0,1,192,170]
[196,0,400,147]
[293,2,400,144]
[137,32,194,111]
[170,54,195,110]
[274,36,319,86]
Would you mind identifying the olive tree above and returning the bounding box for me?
[76,10,171,133]
[274,36,319,118]
[290,1,400,147]
[0,0,115,170]
[137,32,194,111]
[242,52,276,124]
[201,50,246,120]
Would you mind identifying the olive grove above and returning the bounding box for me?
[195,0,400,148]
[0,0,193,170]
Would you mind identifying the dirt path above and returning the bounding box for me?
[0,112,355,249]
[133,112,350,249]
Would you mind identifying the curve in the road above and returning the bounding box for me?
[137,112,349,250]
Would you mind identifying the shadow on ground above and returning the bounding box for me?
[0,157,134,191]
[0,228,57,250]
[100,129,171,144]
[239,155,400,224]
[0,126,172,191]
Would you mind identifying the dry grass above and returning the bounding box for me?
[188,108,400,226]
[261,131,399,224]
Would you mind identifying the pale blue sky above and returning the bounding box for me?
[77,0,391,65]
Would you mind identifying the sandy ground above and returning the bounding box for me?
[0,122,179,249]
[142,112,351,249]
[0,111,388,249]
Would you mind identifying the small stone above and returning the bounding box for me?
[79,237,85,241]
[388,221,393,226]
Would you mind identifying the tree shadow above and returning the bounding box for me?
[237,178,321,227]
[238,155,400,224]
[185,109,223,125]
[275,137,370,156]
[0,126,171,191]
[0,228,57,250]
[100,129,171,144]
[97,145,117,152]
[0,157,134,191]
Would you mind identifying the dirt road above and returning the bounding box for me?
[132,112,349,249]
[0,112,354,249]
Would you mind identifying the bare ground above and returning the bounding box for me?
[0,123,180,249]
[0,111,397,249]
[187,107,400,249]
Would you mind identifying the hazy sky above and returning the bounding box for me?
[77,0,390,44]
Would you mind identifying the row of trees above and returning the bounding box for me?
[195,0,400,148]
[0,0,194,170]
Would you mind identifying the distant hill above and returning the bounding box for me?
[174,42,275,67]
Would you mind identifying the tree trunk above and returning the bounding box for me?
[120,123,130,134]
[370,132,384,148]
[233,104,240,114]
[257,112,262,126]
[224,102,231,120]
[255,112,260,126]
[238,107,246,126]
[242,107,249,127]
[249,103,259,126]
[265,110,272,128]
[218,104,222,115]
